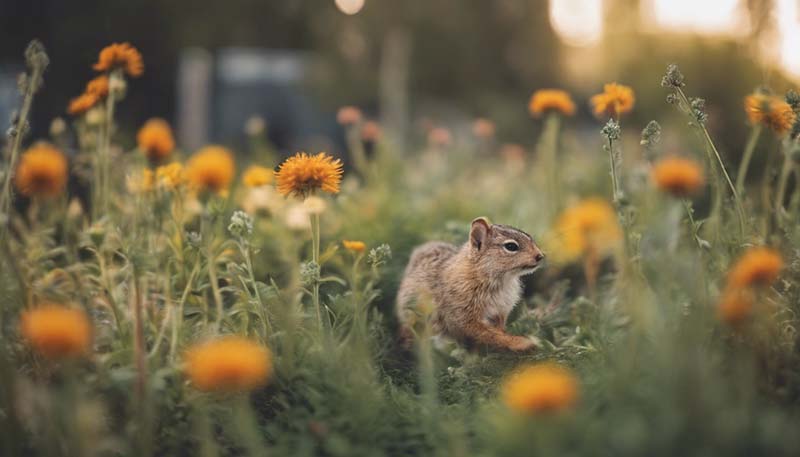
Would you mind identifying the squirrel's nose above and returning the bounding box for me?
[534,252,545,262]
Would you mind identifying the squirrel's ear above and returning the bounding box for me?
[470,217,491,250]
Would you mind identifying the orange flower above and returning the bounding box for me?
[242,165,273,188]
[472,118,496,139]
[427,127,452,147]
[185,146,236,194]
[717,288,755,325]
[184,336,272,392]
[502,362,579,414]
[155,162,184,190]
[727,247,783,289]
[137,118,175,163]
[336,106,362,126]
[67,93,100,116]
[590,83,635,118]
[361,121,383,142]
[528,89,576,118]
[93,42,144,77]
[548,198,622,262]
[744,93,796,135]
[85,75,109,98]
[651,156,705,197]
[343,240,366,253]
[20,304,92,359]
[275,152,343,198]
[15,143,68,198]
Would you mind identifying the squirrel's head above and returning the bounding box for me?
[468,217,545,276]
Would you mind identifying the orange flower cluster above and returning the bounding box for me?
[68,43,143,115]
[718,247,783,325]
[744,93,796,135]
[15,143,69,198]
[528,89,576,118]
[651,157,705,197]
[275,152,343,198]
[343,240,367,253]
[548,198,622,263]
[590,83,635,118]
[184,336,272,392]
[502,362,579,414]
[20,304,92,359]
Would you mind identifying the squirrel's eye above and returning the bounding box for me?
[503,241,519,252]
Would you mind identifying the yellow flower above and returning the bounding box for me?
[20,304,92,359]
[727,247,783,289]
[67,92,100,116]
[85,75,109,98]
[744,93,796,135]
[242,165,273,188]
[93,42,144,77]
[717,288,755,325]
[155,162,184,190]
[15,143,68,198]
[651,156,705,197]
[548,198,622,262]
[275,152,343,198]
[590,83,635,118]
[137,118,175,164]
[343,240,366,253]
[336,106,362,126]
[184,336,272,392]
[185,146,236,194]
[528,89,576,118]
[502,363,579,414]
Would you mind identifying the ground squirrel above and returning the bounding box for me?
[396,217,545,352]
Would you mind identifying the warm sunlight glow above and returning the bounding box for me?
[647,0,746,34]
[776,0,800,78]
[334,0,365,15]
[549,0,604,47]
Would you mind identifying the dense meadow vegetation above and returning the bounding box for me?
[2,41,800,456]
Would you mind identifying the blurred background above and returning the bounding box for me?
[0,0,798,158]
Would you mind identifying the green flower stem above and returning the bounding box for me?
[675,87,745,236]
[202,214,225,333]
[542,113,562,217]
[607,136,622,205]
[243,243,271,337]
[0,60,44,238]
[170,259,199,362]
[774,152,793,218]
[736,125,762,197]
[97,71,120,219]
[310,210,323,331]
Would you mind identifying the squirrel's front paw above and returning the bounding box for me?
[508,337,537,352]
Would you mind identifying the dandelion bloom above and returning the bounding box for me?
[85,75,109,98]
[502,363,579,414]
[242,165,273,188]
[15,143,68,198]
[528,89,576,118]
[744,93,796,135]
[427,127,453,148]
[67,93,100,116]
[184,336,272,392]
[651,156,705,197]
[275,152,343,198]
[20,304,92,359]
[717,288,754,325]
[336,106,362,126]
[361,121,382,142]
[155,162,184,190]
[137,118,175,164]
[472,118,496,139]
[93,42,144,77]
[343,240,366,253]
[550,198,622,261]
[590,83,635,118]
[727,247,783,289]
[185,146,236,194]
